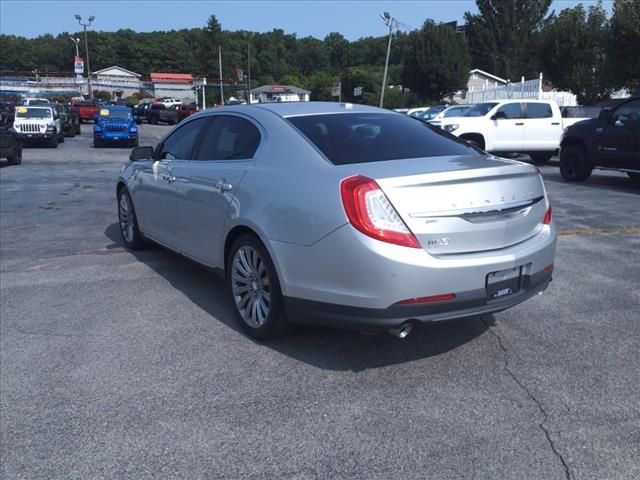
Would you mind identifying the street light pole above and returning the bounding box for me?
[75,14,95,101]
[379,11,394,108]
[69,36,80,57]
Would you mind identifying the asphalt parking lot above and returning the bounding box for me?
[1,123,639,480]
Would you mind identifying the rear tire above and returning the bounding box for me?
[227,235,292,340]
[7,144,22,165]
[460,134,485,151]
[560,145,592,181]
[117,187,145,250]
[529,151,554,165]
[75,123,81,135]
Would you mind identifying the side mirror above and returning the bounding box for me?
[130,146,154,161]
[491,111,508,120]
[598,109,612,122]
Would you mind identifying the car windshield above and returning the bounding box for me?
[16,107,51,118]
[101,109,131,119]
[464,102,499,117]
[287,112,479,165]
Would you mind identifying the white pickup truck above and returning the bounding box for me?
[440,100,590,164]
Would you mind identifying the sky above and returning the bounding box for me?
[1,0,614,41]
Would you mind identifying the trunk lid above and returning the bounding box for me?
[361,155,547,255]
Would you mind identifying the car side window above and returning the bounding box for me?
[156,118,207,160]
[613,100,640,124]
[526,103,553,118]
[193,116,261,161]
[496,103,523,119]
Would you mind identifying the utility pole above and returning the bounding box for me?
[379,11,394,108]
[75,14,95,101]
[218,46,224,105]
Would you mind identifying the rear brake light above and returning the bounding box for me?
[340,175,420,248]
[543,204,552,225]
[396,293,456,305]
[544,263,554,274]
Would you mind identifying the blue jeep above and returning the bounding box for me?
[93,106,139,148]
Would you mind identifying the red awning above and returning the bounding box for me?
[150,73,194,84]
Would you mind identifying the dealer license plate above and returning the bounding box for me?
[486,267,522,299]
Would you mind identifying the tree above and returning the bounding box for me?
[539,3,612,104]
[324,32,350,75]
[608,0,640,92]
[464,0,552,80]
[401,21,471,102]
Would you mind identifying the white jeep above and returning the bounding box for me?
[13,105,63,148]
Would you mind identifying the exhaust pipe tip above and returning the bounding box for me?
[388,321,413,339]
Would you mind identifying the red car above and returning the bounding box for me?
[177,104,198,122]
[70,100,99,123]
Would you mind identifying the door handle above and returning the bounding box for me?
[161,174,176,184]
[215,179,233,192]
[551,122,560,125]
[515,122,524,126]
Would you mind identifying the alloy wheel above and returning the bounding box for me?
[231,245,271,328]
[118,192,135,243]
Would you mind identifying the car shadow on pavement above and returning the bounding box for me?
[105,223,493,371]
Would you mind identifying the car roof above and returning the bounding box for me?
[227,101,390,118]
[103,106,130,111]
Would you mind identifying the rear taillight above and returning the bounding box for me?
[543,203,552,225]
[538,172,552,225]
[340,175,421,248]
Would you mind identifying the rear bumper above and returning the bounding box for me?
[271,221,557,331]
[284,270,552,332]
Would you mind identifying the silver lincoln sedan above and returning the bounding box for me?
[117,102,556,339]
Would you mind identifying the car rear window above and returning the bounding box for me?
[287,113,479,165]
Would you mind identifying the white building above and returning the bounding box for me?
[93,66,142,99]
[249,85,310,104]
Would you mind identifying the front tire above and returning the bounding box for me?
[627,172,640,184]
[49,134,58,148]
[227,235,292,340]
[560,145,592,181]
[117,188,145,250]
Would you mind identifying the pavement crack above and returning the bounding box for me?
[481,316,572,480]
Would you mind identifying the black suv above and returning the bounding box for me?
[54,103,81,137]
[0,108,22,165]
[560,95,640,182]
